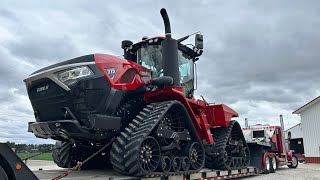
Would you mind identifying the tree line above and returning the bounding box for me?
[6,141,54,153]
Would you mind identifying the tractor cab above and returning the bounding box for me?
[122,35,203,97]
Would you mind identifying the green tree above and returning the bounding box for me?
[6,141,15,148]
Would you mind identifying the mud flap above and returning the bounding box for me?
[247,144,264,172]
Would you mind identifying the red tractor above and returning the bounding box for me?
[24,9,249,176]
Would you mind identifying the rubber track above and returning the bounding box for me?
[52,141,77,168]
[205,120,248,170]
[52,141,108,169]
[110,100,203,177]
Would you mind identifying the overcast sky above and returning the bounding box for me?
[0,0,319,144]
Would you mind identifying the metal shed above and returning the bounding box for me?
[293,96,320,163]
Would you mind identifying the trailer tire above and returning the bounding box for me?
[288,154,298,168]
[262,155,270,174]
[269,156,277,173]
[0,165,9,180]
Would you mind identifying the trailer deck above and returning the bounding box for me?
[20,159,320,180]
[31,164,257,180]
[1,143,258,180]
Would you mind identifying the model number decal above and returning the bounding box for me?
[106,68,117,79]
[37,84,49,92]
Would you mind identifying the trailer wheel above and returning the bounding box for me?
[269,156,277,173]
[0,165,9,180]
[288,154,298,168]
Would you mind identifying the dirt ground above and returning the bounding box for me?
[27,160,320,180]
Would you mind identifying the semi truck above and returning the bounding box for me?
[242,115,299,174]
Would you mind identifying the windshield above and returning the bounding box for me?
[178,51,194,96]
[137,45,163,78]
[137,45,194,96]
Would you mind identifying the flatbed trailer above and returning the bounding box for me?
[0,142,259,180]
[2,115,301,179]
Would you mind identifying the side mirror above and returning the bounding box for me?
[121,40,133,49]
[195,34,203,49]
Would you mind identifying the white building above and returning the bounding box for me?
[285,123,303,140]
[293,96,320,163]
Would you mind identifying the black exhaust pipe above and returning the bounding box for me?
[160,8,180,86]
[160,8,172,39]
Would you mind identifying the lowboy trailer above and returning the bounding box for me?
[0,145,258,180]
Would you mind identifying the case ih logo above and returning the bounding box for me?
[37,84,49,92]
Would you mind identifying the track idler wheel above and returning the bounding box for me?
[181,157,190,171]
[172,156,181,172]
[185,142,205,170]
[158,156,171,172]
[139,137,161,173]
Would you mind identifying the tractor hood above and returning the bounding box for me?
[24,54,151,91]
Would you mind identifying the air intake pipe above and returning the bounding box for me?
[280,114,288,164]
[160,8,180,86]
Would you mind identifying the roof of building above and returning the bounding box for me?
[285,123,301,131]
[293,96,320,114]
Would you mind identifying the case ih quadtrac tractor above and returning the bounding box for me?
[24,9,250,176]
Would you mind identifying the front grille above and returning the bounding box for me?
[26,73,123,127]
[28,78,74,122]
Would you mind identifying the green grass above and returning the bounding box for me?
[17,152,53,161]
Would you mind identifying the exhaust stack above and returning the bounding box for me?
[280,114,288,163]
[245,118,248,128]
[160,8,180,86]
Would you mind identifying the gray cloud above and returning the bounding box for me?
[0,0,319,143]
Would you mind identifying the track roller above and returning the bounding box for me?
[172,156,181,172]
[158,156,171,172]
[181,157,190,171]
